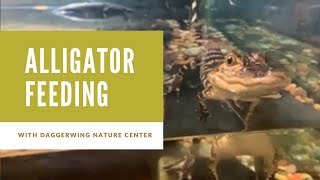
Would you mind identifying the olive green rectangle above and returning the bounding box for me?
[0,31,163,122]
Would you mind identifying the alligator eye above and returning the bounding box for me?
[226,55,236,66]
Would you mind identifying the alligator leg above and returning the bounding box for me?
[254,156,277,180]
[171,62,198,99]
[243,100,260,131]
[172,64,189,98]
[164,74,183,98]
[196,91,211,121]
[254,156,266,180]
[209,147,219,180]
[209,161,219,180]
[208,165,219,180]
[265,150,281,180]
[225,100,247,130]
[254,147,279,180]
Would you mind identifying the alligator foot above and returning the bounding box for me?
[199,110,211,122]
[208,165,219,180]
[196,92,212,122]
[244,100,260,131]
[209,151,219,180]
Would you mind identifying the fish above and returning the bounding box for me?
[52,2,134,22]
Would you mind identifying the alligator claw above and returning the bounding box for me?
[196,91,212,122]
[199,112,211,122]
[241,124,248,132]
[194,108,212,122]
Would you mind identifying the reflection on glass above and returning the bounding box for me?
[161,128,320,180]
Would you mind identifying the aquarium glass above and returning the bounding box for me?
[1,0,320,137]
